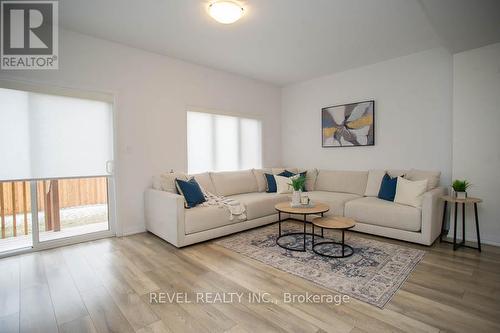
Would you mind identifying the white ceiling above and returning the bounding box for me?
[59,0,500,85]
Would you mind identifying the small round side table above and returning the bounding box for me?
[311,216,356,258]
[440,195,482,252]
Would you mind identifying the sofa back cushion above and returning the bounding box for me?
[190,172,216,194]
[272,167,298,175]
[387,169,407,178]
[406,169,440,191]
[210,170,258,196]
[315,170,368,196]
[300,168,318,191]
[253,168,271,192]
[364,169,386,197]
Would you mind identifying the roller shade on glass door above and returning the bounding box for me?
[0,87,113,181]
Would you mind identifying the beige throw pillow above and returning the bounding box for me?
[159,172,188,193]
[364,169,386,197]
[394,177,428,208]
[275,175,293,194]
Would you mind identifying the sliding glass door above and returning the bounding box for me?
[0,84,115,255]
[35,177,110,243]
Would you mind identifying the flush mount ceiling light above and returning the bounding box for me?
[208,1,244,24]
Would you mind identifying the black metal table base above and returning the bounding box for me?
[440,201,481,252]
[312,241,354,258]
[276,211,353,258]
[312,224,353,258]
[276,232,320,252]
[276,211,324,252]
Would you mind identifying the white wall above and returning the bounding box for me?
[0,30,282,235]
[452,43,500,245]
[281,48,453,184]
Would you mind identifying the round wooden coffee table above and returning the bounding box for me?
[311,216,356,258]
[275,202,329,252]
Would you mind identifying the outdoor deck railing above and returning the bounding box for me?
[0,181,29,238]
[0,178,107,239]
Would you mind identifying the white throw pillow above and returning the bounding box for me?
[394,177,428,208]
[364,169,386,197]
[275,175,293,194]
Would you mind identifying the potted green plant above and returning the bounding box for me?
[452,179,471,198]
[289,175,306,206]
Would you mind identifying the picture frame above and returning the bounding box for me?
[321,100,375,147]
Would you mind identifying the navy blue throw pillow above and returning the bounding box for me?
[265,173,277,193]
[175,178,205,208]
[378,173,398,201]
[278,170,296,178]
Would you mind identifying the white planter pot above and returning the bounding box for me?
[292,190,302,206]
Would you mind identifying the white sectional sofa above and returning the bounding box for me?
[145,168,445,247]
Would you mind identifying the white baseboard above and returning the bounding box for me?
[442,231,500,247]
[121,225,147,236]
[480,238,500,247]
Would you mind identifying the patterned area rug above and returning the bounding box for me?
[214,221,425,308]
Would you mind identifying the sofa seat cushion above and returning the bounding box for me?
[344,197,421,232]
[305,191,361,216]
[185,205,241,235]
[228,192,289,220]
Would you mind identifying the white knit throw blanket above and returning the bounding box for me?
[200,190,247,221]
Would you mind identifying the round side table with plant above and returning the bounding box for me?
[440,179,482,252]
[452,179,471,199]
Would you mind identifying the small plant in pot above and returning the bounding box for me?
[452,179,471,198]
[289,175,306,206]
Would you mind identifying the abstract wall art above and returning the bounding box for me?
[321,100,374,147]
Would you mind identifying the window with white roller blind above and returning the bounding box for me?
[187,111,262,174]
[0,87,114,181]
[0,84,115,253]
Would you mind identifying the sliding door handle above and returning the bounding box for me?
[106,160,114,174]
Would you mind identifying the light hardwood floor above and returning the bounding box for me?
[1,226,499,333]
